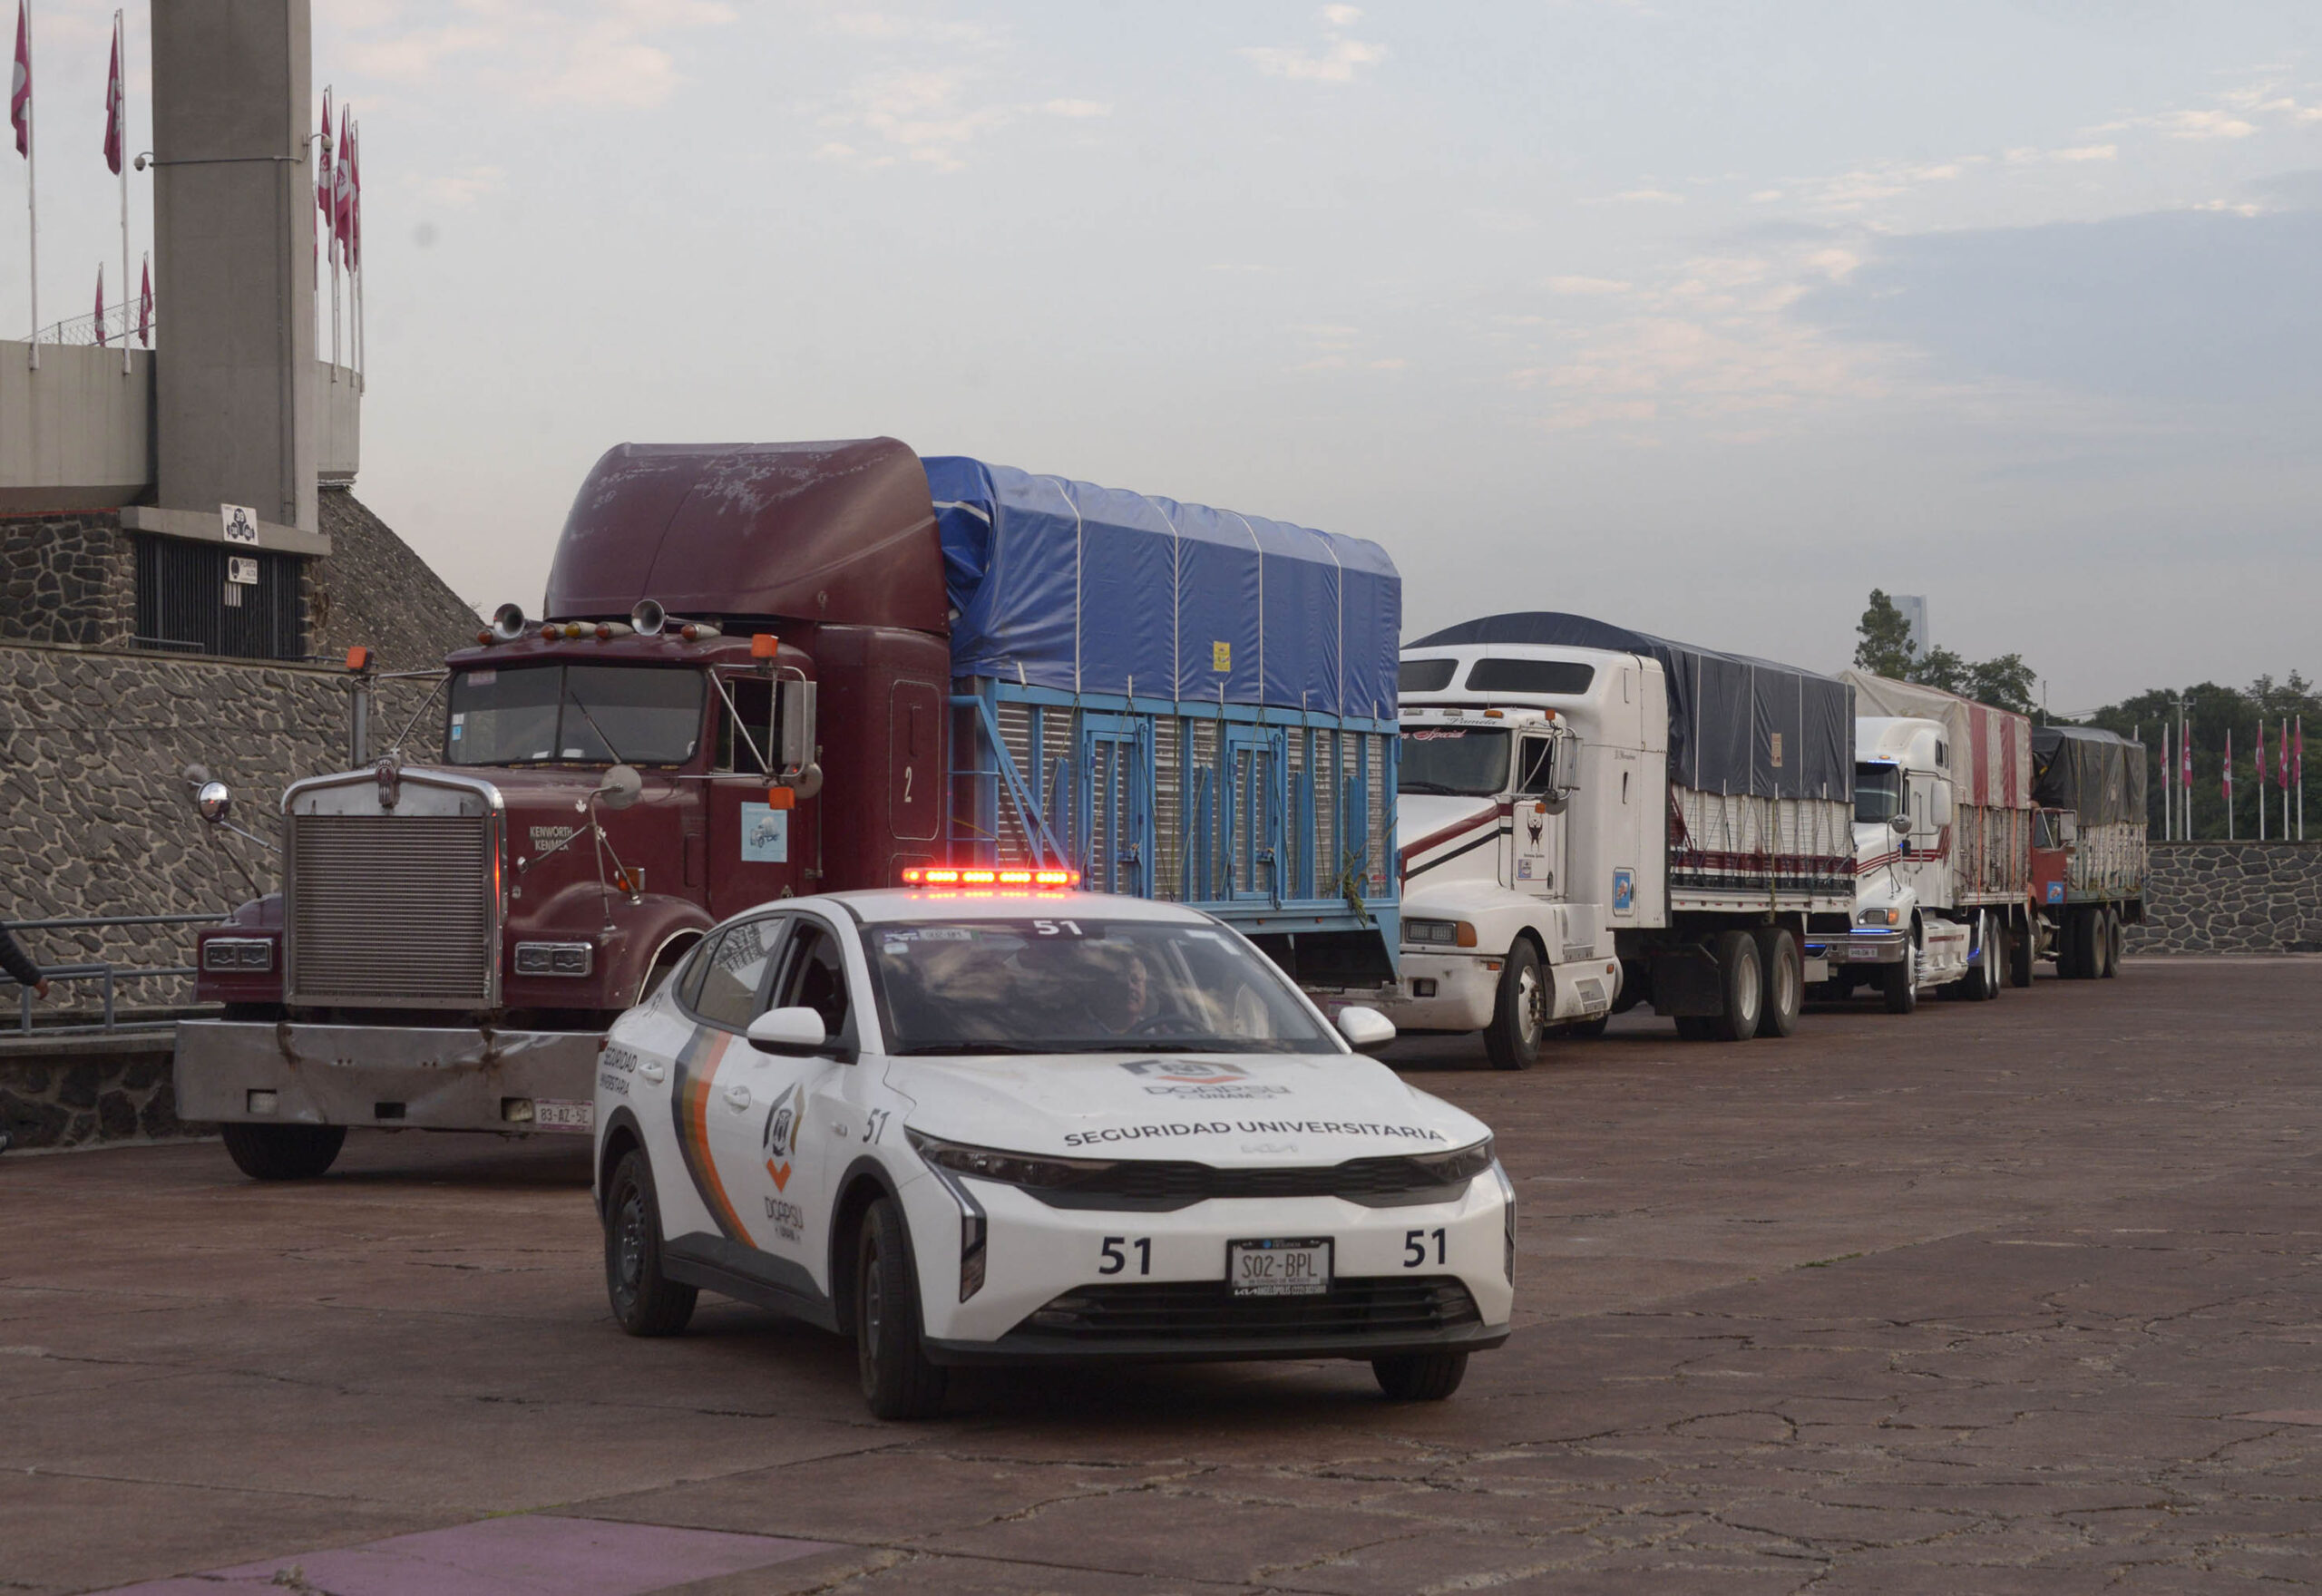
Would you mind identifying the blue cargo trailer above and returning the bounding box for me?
[928,458,1403,988]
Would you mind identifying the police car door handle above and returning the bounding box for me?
[639,1061,666,1084]
[724,1082,752,1109]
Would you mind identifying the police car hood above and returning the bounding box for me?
[886,1052,1488,1163]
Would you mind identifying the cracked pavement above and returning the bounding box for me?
[4,957,2319,1593]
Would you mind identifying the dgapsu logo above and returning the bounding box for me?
[1119,1059,1250,1087]
[761,1084,805,1190]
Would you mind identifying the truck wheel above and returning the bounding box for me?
[856,1197,948,1421]
[1751,928,1801,1039]
[2007,920,2034,988]
[2063,908,2095,980]
[1960,912,1995,1002]
[2101,908,2123,978]
[1483,941,1545,1072]
[1373,1350,1468,1401]
[1712,930,1761,1042]
[604,1149,698,1338]
[219,1123,345,1181]
[1881,942,1917,1015]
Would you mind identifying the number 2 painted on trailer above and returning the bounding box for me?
[902,766,912,803]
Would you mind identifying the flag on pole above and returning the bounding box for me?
[2181,718,2191,793]
[347,120,360,270]
[2298,718,2306,789]
[2223,729,2232,803]
[333,104,352,262]
[90,260,101,345]
[2257,720,2268,838]
[314,86,331,264]
[135,249,146,343]
[2280,719,2290,791]
[101,16,118,174]
[11,0,30,158]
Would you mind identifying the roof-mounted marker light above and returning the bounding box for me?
[679,621,724,642]
[595,622,634,641]
[751,633,780,659]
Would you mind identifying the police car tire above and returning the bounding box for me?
[220,1122,345,1181]
[604,1150,698,1338]
[856,1198,948,1421]
[1373,1349,1468,1401]
[1482,941,1544,1072]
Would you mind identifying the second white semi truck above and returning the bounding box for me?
[1344,613,1857,1068]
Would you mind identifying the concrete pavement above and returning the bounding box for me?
[4,958,2318,1593]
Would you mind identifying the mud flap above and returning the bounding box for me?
[1647,946,1724,1017]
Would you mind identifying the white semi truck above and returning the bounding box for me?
[1349,613,1857,1068]
[1810,672,2038,1013]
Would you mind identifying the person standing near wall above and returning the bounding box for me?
[2,918,50,999]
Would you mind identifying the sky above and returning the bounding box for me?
[15,1,2322,713]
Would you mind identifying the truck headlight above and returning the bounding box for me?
[514,941,593,976]
[1855,909,1900,928]
[1404,920,1478,949]
[202,938,274,972]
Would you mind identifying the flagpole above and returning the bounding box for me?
[352,116,361,384]
[114,10,126,374]
[23,0,35,370]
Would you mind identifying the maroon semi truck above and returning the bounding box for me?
[177,436,1406,1179]
[178,440,957,1178]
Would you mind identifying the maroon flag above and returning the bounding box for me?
[2181,720,2191,793]
[91,260,101,345]
[333,104,352,261]
[347,121,360,270]
[102,19,119,174]
[314,86,331,265]
[11,1,30,159]
[2223,729,2232,804]
[2283,719,2292,790]
[135,252,147,344]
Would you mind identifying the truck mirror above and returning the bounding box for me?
[1889,813,1909,836]
[1932,784,1954,827]
[778,678,817,778]
[1551,735,1582,793]
[594,764,644,812]
[196,781,233,824]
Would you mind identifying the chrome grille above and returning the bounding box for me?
[288,815,496,1006]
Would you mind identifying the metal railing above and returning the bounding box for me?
[32,301,153,348]
[3,912,226,1036]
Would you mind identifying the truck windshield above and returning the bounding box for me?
[444,665,705,765]
[1855,764,1901,822]
[863,918,1338,1056]
[1400,727,1508,796]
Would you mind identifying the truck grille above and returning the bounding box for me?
[288,815,496,1006]
[1014,1277,1480,1344]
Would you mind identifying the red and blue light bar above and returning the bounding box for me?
[901,866,1080,888]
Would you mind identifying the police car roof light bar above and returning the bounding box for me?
[902,866,1080,888]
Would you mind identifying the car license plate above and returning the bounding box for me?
[533,1099,594,1134]
[1228,1237,1332,1298]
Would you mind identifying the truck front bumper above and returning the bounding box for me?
[1358,953,1501,1032]
[1804,930,1907,968]
[173,1019,602,1134]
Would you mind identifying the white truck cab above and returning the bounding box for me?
[1837,716,1974,1011]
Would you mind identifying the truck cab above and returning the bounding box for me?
[1830,715,1972,1010]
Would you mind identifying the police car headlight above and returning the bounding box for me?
[1408,1136,1494,1185]
[906,1129,1115,1191]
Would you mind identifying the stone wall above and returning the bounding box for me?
[0,1040,190,1152]
[0,511,138,647]
[311,488,484,667]
[2129,842,2322,954]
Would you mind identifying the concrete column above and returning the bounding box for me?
[149,0,317,536]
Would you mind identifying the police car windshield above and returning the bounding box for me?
[446,665,704,766]
[1400,727,1508,796]
[863,918,1338,1056]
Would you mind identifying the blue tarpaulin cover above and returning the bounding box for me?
[923,457,1401,718]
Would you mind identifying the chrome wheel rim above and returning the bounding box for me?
[1517,966,1542,1046]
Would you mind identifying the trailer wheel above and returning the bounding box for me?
[2007,919,2034,988]
[1751,928,1800,1038]
[1711,930,1762,1042]
[2101,908,2124,978]
[2061,908,2093,979]
[1484,940,1545,1071]
[220,1123,346,1182]
[1881,940,1917,1015]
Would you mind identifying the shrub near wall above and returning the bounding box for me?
[2131,842,2322,955]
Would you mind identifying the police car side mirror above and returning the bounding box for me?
[1336,1005,1396,1056]
[747,1007,829,1056]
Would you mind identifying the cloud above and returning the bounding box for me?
[335,0,734,109]
[1039,98,1110,118]
[1597,188,1685,205]
[1241,6,1386,85]
[413,165,506,208]
[1545,276,1632,296]
[2054,143,2117,162]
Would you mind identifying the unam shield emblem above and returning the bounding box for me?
[762,1083,804,1190]
[1120,1059,1249,1086]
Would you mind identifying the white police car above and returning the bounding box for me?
[593,881,1513,1419]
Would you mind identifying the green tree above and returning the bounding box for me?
[1853,590,1915,678]
[1966,653,2038,717]
[2080,675,2317,840]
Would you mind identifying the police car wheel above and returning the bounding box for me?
[604,1150,697,1338]
[855,1197,948,1421]
[220,1122,345,1181]
[1373,1350,1468,1401]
